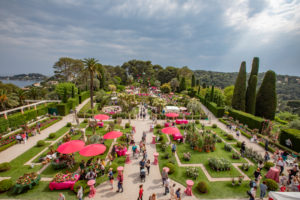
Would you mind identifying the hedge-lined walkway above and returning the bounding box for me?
[0,98,90,163]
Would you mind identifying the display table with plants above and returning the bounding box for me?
[12,172,40,194]
[49,172,80,190]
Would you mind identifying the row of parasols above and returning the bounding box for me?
[56,130,122,157]
[94,113,182,119]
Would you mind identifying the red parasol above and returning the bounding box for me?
[103,131,123,139]
[57,140,85,154]
[79,144,106,157]
[165,113,179,118]
[161,127,180,135]
[94,114,109,121]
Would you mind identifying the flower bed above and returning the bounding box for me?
[208,158,231,171]
[12,172,40,194]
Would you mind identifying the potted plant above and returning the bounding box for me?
[238,176,243,185]
[232,177,235,186]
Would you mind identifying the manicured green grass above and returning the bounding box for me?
[176,142,247,164]
[45,126,69,141]
[0,144,49,181]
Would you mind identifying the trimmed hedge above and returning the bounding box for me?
[279,129,300,152]
[228,109,264,131]
[0,118,9,133]
[56,104,69,116]
[197,95,224,118]
[0,162,11,172]
[0,179,13,192]
[79,91,90,104]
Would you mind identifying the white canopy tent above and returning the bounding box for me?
[268,192,300,200]
[165,106,180,113]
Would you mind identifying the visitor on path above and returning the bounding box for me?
[142,131,146,142]
[140,159,146,170]
[16,134,22,144]
[85,169,97,180]
[108,168,114,189]
[254,168,261,182]
[140,168,146,182]
[21,133,26,144]
[169,183,176,200]
[132,143,138,158]
[116,173,123,193]
[288,166,299,184]
[164,177,170,195]
[58,193,65,200]
[248,186,256,200]
[265,139,269,151]
[149,193,157,200]
[259,181,267,200]
[277,158,285,175]
[77,186,83,200]
[175,188,181,200]
[236,129,240,138]
[171,143,176,155]
[241,141,246,157]
[162,168,168,186]
[138,184,144,200]
[146,160,151,175]
[143,150,148,160]
[264,151,270,162]
[258,161,264,171]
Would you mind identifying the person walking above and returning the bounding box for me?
[175,188,181,200]
[162,168,168,186]
[249,186,257,200]
[146,160,151,175]
[171,143,176,155]
[108,168,114,189]
[77,186,83,200]
[170,184,176,200]
[116,173,123,192]
[259,181,267,200]
[164,177,170,195]
[21,133,26,144]
[241,141,246,157]
[138,184,143,200]
[149,193,157,200]
[58,193,65,200]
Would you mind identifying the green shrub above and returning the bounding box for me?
[0,179,13,192]
[73,180,90,195]
[236,141,242,148]
[83,119,88,123]
[36,140,46,147]
[228,109,264,131]
[217,138,222,143]
[155,124,162,129]
[0,162,11,172]
[264,162,275,170]
[195,120,200,124]
[125,123,130,129]
[212,124,217,128]
[48,133,56,139]
[232,152,240,159]
[66,122,72,127]
[227,134,234,140]
[56,104,68,116]
[0,118,9,133]
[186,167,199,179]
[224,144,232,152]
[196,181,208,193]
[265,179,279,191]
[279,129,300,152]
[165,163,176,174]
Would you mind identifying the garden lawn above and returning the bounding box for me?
[204,126,237,142]
[156,144,250,199]
[0,144,49,181]
[176,142,247,164]
[44,126,69,141]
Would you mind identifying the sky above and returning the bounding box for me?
[0,0,300,76]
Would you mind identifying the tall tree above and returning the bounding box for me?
[179,77,186,92]
[246,57,259,114]
[191,74,196,87]
[0,89,18,111]
[15,89,27,106]
[197,85,201,95]
[255,70,277,120]
[210,85,215,102]
[232,61,247,111]
[196,79,200,86]
[170,78,179,92]
[83,58,99,109]
[53,57,84,82]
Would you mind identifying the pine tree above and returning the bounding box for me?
[179,77,186,92]
[191,74,195,87]
[255,70,277,120]
[232,61,247,111]
[246,57,259,114]
[210,85,214,102]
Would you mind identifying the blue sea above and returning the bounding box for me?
[0,79,38,88]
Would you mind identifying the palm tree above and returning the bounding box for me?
[15,89,28,106]
[28,87,39,100]
[82,58,99,109]
[0,89,18,111]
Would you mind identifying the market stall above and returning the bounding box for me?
[49,173,80,190]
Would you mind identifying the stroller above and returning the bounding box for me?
[140,168,146,182]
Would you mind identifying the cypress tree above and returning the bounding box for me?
[246,57,259,114]
[232,61,247,111]
[255,70,277,120]
[63,87,67,103]
[179,77,186,92]
[196,79,200,86]
[202,83,206,89]
[197,85,201,95]
[191,74,195,87]
[210,85,214,102]
[71,86,75,98]
[78,88,81,95]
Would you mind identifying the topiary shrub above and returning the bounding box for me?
[73,180,90,195]
[264,162,275,170]
[212,124,217,128]
[236,141,242,148]
[83,119,88,123]
[165,163,176,174]
[232,152,240,159]
[195,120,200,124]
[155,124,162,129]
[36,140,46,147]
[186,167,199,179]
[125,123,130,129]
[0,179,13,192]
[265,179,279,191]
[196,181,208,193]
[0,162,11,172]
[48,133,56,139]
[66,122,72,127]
[217,138,222,143]
[227,134,234,140]
[224,144,232,152]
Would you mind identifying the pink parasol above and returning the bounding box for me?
[79,144,106,157]
[165,113,179,118]
[57,140,85,154]
[94,114,109,121]
[103,131,123,139]
[161,127,180,135]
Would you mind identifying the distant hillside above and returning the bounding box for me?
[194,70,300,101]
[0,73,47,81]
